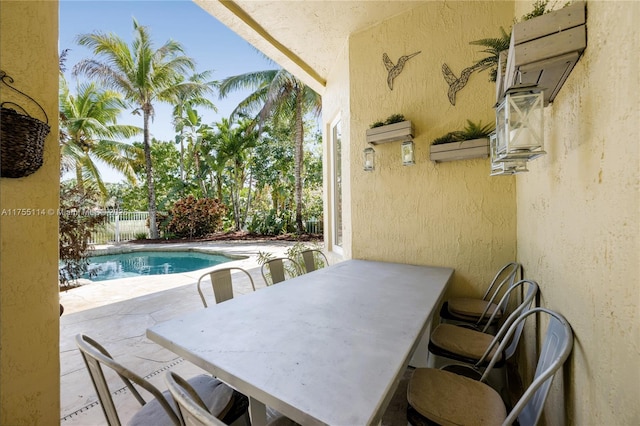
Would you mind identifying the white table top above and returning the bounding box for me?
[147,259,453,425]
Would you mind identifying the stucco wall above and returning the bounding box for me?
[346,2,516,296]
[0,1,61,424]
[514,1,640,424]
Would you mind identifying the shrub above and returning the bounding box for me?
[247,209,295,236]
[160,195,226,239]
[59,185,107,290]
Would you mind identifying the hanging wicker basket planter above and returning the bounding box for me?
[0,70,50,178]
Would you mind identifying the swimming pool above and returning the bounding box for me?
[83,251,235,281]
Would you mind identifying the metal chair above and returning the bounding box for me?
[166,372,297,426]
[407,308,574,426]
[75,334,248,426]
[439,262,522,330]
[298,249,329,273]
[260,257,301,286]
[197,267,256,307]
[427,279,539,393]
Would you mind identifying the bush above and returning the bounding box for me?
[59,186,107,290]
[247,209,295,236]
[160,195,226,239]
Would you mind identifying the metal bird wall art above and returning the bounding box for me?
[383,51,421,90]
[441,62,483,105]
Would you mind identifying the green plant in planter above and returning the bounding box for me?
[369,113,406,129]
[431,120,495,145]
[469,27,511,82]
[384,114,405,124]
[458,120,495,140]
[469,0,564,82]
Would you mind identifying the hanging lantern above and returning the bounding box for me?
[495,85,545,162]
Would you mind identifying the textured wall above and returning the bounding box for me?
[514,1,640,424]
[0,1,61,423]
[346,2,516,296]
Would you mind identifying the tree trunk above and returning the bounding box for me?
[75,163,84,194]
[216,174,223,201]
[143,109,159,239]
[241,167,253,230]
[294,91,305,234]
[179,130,185,182]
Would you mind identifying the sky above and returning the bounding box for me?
[59,0,276,182]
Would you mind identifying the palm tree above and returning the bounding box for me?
[74,18,213,238]
[218,69,321,234]
[172,71,217,181]
[59,75,141,197]
[209,117,257,230]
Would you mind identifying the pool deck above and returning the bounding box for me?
[60,241,295,424]
[59,240,409,425]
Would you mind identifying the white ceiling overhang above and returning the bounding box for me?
[194,0,423,94]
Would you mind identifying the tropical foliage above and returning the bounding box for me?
[159,195,226,239]
[219,68,322,233]
[74,18,216,238]
[58,184,107,289]
[59,76,141,197]
[59,19,324,259]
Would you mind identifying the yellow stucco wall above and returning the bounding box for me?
[0,1,60,424]
[345,2,517,296]
[513,1,640,424]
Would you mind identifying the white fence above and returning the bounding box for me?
[90,211,149,244]
[90,211,323,244]
[304,217,323,234]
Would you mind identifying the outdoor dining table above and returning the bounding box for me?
[146,259,453,426]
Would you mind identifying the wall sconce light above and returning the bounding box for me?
[495,84,545,162]
[401,140,415,166]
[490,132,529,175]
[363,147,375,171]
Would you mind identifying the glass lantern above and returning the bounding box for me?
[495,85,545,161]
[401,141,415,166]
[363,147,375,171]
[490,132,529,176]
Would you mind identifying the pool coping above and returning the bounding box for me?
[90,244,249,260]
[60,240,301,314]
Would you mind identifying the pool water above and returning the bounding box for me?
[83,251,234,281]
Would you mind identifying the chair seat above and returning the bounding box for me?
[130,374,245,426]
[407,368,506,426]
[429,324,503,366]
[448,297,502,320]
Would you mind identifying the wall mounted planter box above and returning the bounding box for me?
[430,138,490,163]
[366,120,413,145]
[502,1,586,106]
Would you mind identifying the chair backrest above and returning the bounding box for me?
[479,278,538,333]
[299,249,329,273]
[475,280,539,366]
[261,257,301,285]
[165,371,226,426]
[197,267,256,308]
[476,262,522,324]
[480,308,573,426]
[75,334,180,426]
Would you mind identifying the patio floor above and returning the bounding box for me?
[59,241,411,425]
